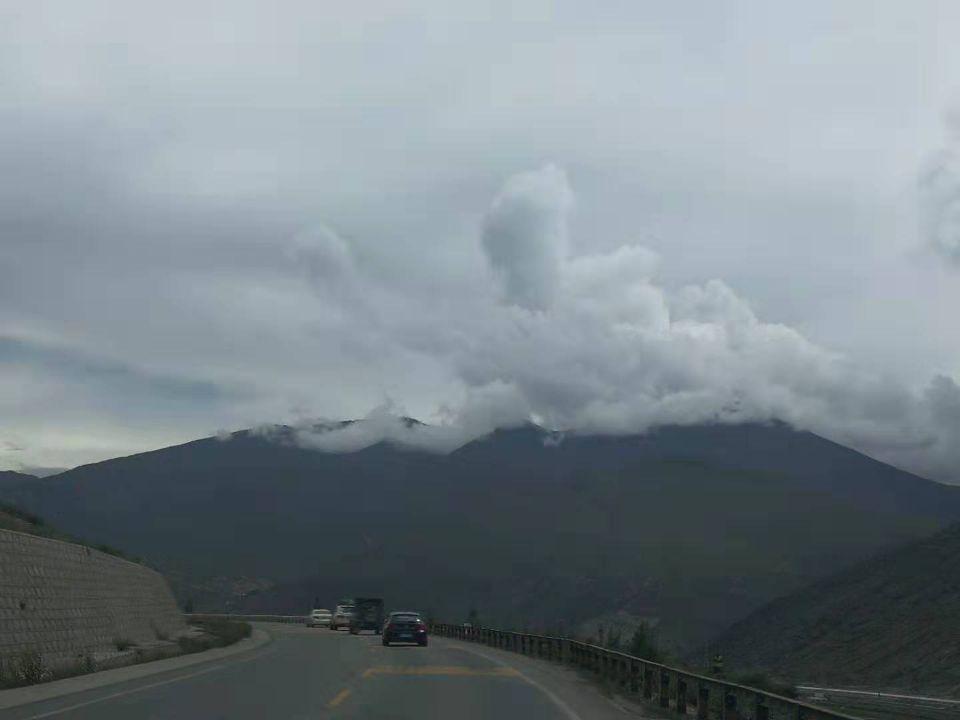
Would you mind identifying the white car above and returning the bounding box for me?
[331,604,355,630]
[306,608,332,628]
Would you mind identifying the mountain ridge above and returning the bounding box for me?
[1,419,957,651]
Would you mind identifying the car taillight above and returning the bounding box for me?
[415,622,426,631]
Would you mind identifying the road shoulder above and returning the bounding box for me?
[435,636,660,719]
[0,627,272,712]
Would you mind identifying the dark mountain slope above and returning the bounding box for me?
[0,470,36,491]
[714,522,960,696]
[2,421,958,650]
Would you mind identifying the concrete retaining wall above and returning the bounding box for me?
[0,528,185,670]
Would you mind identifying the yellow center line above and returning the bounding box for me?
[327,688,352,708]
[362,665,521,679]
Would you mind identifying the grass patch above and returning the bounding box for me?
[180,618,252,654]
[0,652,48,688]
[0,620,251,690]
[0,502,44,527]
[728,671,798,699]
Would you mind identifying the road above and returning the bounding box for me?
[796,686,960,720]
[0,624,649,720]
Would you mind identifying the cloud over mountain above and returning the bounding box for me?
[287,166,960,482]
[1,2,958,480]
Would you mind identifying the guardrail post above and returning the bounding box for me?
[644,667,653,699]
[724,690,737,720]
[755,696,769,720]
[697,685,709,719]
[659,670,671,708]
[677,677,687,714]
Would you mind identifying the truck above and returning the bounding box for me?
[349,597,385,634]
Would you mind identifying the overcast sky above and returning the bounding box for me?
[2,1,959,481]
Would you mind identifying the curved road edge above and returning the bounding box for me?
[0,628,273,712]
[433,636,651,719]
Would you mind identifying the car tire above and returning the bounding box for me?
[382,638,390,646]
[418,640,428,647]
[375,629,381,635]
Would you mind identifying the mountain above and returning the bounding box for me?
[2,421,958,651]
[713,521,960,697]
[0,470,36,491]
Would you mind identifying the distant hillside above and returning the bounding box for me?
[0,470,36,491]
[0,499,146,565]
[2,421,959,651]
[0,501,52,536]
[714,522,960,697]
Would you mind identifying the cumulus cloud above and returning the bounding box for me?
[291,384,532,454]
[481,165,573,310]
[3,2,959,481]
[920,151,960,263]
[920,111,960,264]
[280,165,960,482]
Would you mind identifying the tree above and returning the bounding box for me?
[627,622,660,661]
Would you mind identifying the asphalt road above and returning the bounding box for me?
[0,624,649,720]
[796,686,960,720]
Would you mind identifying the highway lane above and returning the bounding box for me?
[796,686,960,720]
[0,624,648,720]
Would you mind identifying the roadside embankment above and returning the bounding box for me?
[0,528,186,686]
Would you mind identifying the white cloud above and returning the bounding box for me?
[481,164,572,310]
[921,149,960,264]
[2,1,959,481]
[277,165,960,482]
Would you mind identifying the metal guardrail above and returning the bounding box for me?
[185,613,306,625]
[430,623,863,720]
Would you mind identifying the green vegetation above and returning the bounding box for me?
[0,503,150,567]
[0,651,47,688]
[728,671,797,699]
[0,501,44,527]
[627,622,661,662]
[178,618,252,654]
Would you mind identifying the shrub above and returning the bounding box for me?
[188,618,252,646]
[627,622,661,662]
[177,618,251,656]
[15,651,46,685]
[0,502,44,526]
[113,638,134,652]
[178,635,212,653]
[731,671,798,699]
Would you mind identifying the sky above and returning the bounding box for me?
[2,1,959,481]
